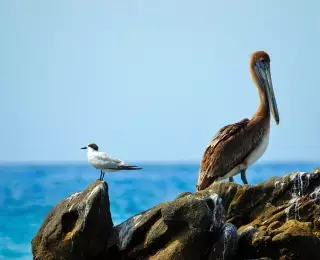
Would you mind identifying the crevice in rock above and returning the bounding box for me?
[61,211,79,233]
[205,197,215,210]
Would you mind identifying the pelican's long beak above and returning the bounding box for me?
[255,62,280,125]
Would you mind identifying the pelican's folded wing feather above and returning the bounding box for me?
[196,118,265,191]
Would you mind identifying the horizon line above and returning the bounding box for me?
[0,159,319,166]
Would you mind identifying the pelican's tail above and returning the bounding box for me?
[117,165,142,170]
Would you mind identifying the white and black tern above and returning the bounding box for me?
[81,143,142,180]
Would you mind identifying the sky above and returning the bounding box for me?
[0,0,320,162]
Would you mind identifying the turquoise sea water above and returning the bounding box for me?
[0,162,318,259]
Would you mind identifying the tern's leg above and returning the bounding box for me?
[229,177,234,182]
[241,170,248,185]
[102,171,105,180]
[99,170,103,180]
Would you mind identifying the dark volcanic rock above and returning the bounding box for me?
[32,181,113,260]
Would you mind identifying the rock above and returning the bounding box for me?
[270,220,320,259]
[207,223,238,260]
[32,169,320,260]
[206,170,320,260]
[32,181,113,260]
[107,169,320,260]
[161,193,225,231]
[108,191,237,260]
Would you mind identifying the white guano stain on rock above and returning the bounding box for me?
[71,183,106,230]
[66,192,81,201]
[84,184,105,219]
[118,213,143,250]
[285,172,311,221]
[310,186,320,199]
[66,192,82,212]
[275,180,285,189]
[208,193,225,231]
[221,223,238,259]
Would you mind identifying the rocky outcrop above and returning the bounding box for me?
[224,170,320,260]
[32,169,320,260]
[107,191,238,260]
[32,181,113,260]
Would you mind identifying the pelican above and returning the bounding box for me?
[196,51,280,191]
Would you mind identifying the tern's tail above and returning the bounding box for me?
[118,165,142,170]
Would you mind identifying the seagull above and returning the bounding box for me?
[81,143,142,180]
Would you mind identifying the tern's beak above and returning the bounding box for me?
[255,61,280,125]
[81,146,87,150]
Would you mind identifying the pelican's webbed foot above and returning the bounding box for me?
[241,170,248,185]
[229,177,234,182]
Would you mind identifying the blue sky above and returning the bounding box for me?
[1,1,319,162]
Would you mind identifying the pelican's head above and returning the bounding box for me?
[250,51,280,125]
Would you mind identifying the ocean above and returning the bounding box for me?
[0,162,318,259]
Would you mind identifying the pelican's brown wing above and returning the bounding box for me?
[196,118,264,191]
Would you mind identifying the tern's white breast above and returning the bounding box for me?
[87,151,104,169]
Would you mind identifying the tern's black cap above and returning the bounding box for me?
[88,143,99,151]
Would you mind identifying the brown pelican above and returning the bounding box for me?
[196,51,279,191]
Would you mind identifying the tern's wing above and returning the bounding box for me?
[95,152,124,167]
[89,152,142,171]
